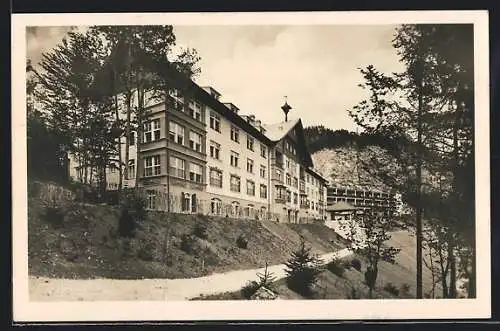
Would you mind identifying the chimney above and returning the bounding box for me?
[248,114,256,125]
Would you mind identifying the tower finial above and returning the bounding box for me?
[281,96,292,122]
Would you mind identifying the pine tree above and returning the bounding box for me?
[284,238,324,297]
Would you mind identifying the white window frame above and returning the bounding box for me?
[247,158,254,174]
[230,126,240,143]
[127,159,135,179]
[209,111,221,132]
[260,165,266,178]
[210,141,221,160]
[189,163,203,183]
[169,121,185,145]
[169,156,185,179]
[209,168,223,188]
[189,131,202,152]
[260,144,267,158]
[230,175,241,192]
[247,180,255,196]
[144,155,161,177]
[230,151,239,168]
[144,119,161,143]
[260,184,267,199]
[247,136,254,151]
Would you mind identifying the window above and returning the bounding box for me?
[210,141,221,160]
[293,177,298,188]
[209,168,223,188]
[230,175,241,192]
[247,136,254,151]
[276,169,282,182]
[260,144,267,158]
[247,158,254,173]
[230,126,239,143]
[169,121,184,145]
[230,151,239,167]
[286,190,291,203]
[209,112,221,132]
[127,159,135,179]
[144,119,161,143]
[293,193,298,204]
[247,180,255,196]
[146,190,156,209]
[260,165,266,178]
[189,131,202,152]
[169,156,185,179]
[260,184,267,199]
[276,186,286,200]
[306,174,310,183]
[232,201,240,217]
[189,163,203,183]
[286,174,291,186]
[188,100,202,121]
[128,131,135,146]
[181,192,197,213]
[211,198,222,215]
[286,159,290,169]
[144,155,161,177]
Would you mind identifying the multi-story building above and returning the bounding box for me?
[326,186,399,219]
[68,66,328,223]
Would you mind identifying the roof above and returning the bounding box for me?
[262,118,301,142]
[326,202,359,212]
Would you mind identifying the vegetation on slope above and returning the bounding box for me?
[28,182,346,280]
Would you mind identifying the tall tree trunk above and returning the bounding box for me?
[124,92,132,181]
[112,67,123,194]
[415,54,424,299]
[134,80,145,187]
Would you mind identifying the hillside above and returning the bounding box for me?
[28,181,347,280]
[312,146,396,192]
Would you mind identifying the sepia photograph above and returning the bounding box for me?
[12,10,490,321]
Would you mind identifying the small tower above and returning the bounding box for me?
[281,96,292,122]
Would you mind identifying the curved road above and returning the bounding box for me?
[29,248,353,301]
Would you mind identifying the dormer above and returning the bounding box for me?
[223,102,240,114]
[202,86,222,101]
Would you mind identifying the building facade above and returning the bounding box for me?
[68,71,328,223]
[326,186,399,218]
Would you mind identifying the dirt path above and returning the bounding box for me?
[29,248,353,301]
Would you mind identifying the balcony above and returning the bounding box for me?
[275,197,286,204]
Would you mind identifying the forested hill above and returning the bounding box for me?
[303,126,397,154]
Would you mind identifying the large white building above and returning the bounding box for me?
[68,67,328,223]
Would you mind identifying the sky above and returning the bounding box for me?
[26,25,404,131]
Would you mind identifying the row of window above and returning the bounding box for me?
[142,155,203,183]
[209,168,267,198]
[275,185,323,211]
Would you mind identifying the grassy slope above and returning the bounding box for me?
[28,198,346,280]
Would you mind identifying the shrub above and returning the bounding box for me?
[347,287,361,299]
[42,205,65,227]
[256,262,277,290]
[383,282,400,297]
[284,238,324,297]
[180,234,197,254]
[400,283,411,297]
[236,234,248,249]
[351,258,362,271]
[326,259,345,278]
[118,190,146,238]
[241,280,261,299]
[193,221,209,239]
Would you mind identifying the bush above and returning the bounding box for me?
[351,258,362,271]
[383,282,400,297]
[42,205,65,227]
[236,234,248,249]
[241,280,261,299]
[346,287,361,299]
[118,190,146,238]
[399,283,411,297]
[180,234,197,255]
[193,221,209,239]
[284,239,324,297]
[326,259,345,278]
